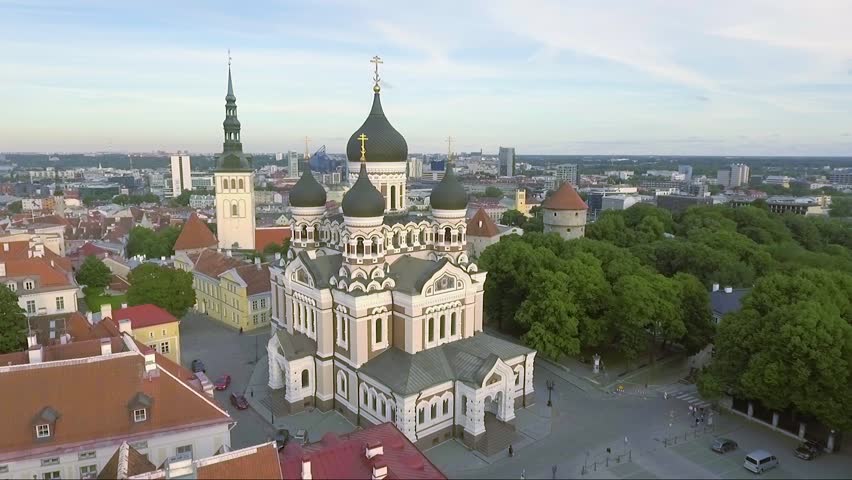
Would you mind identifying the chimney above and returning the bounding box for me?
[711,283,719,292]
[60,333,71,344]
[2,243,8,252]
[118,318,132,335]
[143,349,158,377]
[86,311,93,324]
[27,334,38,348]
[365,440,384,459]
[371,461,388,480]
[226,249,232,257]
[121,303,128,309]
[28,344,43,364]
[724,286,733,294]
[100,303,112,320]
[274,252,282,260]
[301,456,312,480]
[100,338,112,356]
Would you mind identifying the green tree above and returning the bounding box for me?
[75,255,112,289]
[672,272,715,355]
[113,194,130,205]
[483,186,504,198]
[500,209,526,227]
[0,285,27,354]
[829,196,852,218]
[172,189,192,207]
[126,226,182,259]
[127,264,196,318]
[7,200,22,214]
[514,271,581,360]
[263,239,290,257]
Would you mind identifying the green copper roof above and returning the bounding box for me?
[290,167,327,208]
[216,66,252,172]
[430,161,468,210]
[342,162,385,218]
[346,93,408,163]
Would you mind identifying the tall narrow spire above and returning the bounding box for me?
[215,56,252,172]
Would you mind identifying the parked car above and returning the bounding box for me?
[795,440,822,460]
[275,429,290,450]
[214,374,231,390]
[711,438,738,454]
[743,450,779,474]
[191,359,206,373]
[229,393,249,410]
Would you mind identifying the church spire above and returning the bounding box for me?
[222,52,242,154]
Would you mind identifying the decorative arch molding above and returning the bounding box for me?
[292,291,317,306]
[424,301,463,315]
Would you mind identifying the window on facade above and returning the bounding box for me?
[430,404,437,419]
[238,179,244,190]
[375,317,382,344]
[35,424,50,438]
[301,370,310,388]
[252,300,259,311]
[80,464,98,477]
[133,408,147,423]
[24,281,34,290]
[43,471,60,480]
[340,316,347,342]
[356,238,364,256]
[6,282,15,292]
[55,297,64,310]
[78,451,96,461]
[371,393,376,411]
[41,458,59,467]
[363,389,369,405]
[515,371,521,385]
[451,312,457,336]
[444,227,452,243]
[418,408,425,424]
[443,399,449,415]
[27,300,36,314]
[428,318,434,342]
[338,374,347,395]
[462,396,467,415]
[380,398,385,416]
[231,204,238,217]
[439,315,446,339]
[222,179,228,190]
[159,341,170,354]
[176,445,193,458]
[230,179,236,190]
[260,298,267,308]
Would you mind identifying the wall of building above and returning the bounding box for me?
[543,209,586,240]
[136,322,181,365]
[17,288,79,317]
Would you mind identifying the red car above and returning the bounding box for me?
[214,374,231,390]
[230,393,249,410]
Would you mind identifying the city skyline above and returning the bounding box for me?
[2,0,852,156]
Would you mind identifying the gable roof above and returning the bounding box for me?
[254,227,291,253]
[232,263,271,296]
[1,258,73,287]
[193,249,246,279]
[297,252,342,289]
[128,442,282,480]
[174,213,218,252]
[466,208,500,237]
[387,256,449,295]
[542,182,587,211]
[112,304,179,329]
[98,441,157,479]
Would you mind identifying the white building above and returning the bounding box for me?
[267,76,536,455]
[169,155,192,198]
[288,151,301,178]
[555,164,578,186]
[0,257,79,317]
[718,163,750,188]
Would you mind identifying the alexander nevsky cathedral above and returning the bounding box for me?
[220,58,542,452]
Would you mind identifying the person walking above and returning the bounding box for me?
[689,405,694,417]
[508,444,514,457]
[239,326,243,335]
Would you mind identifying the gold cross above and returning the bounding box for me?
[358,133,369,162]
[370,55,383,91]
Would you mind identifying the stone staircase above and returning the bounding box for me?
[477,413,518,456]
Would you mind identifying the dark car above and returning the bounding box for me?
[191,359,206,373]
[712,438,738,454]
[275,429,290,450]
[230,393,249,410]
[214,374,231,390]
[795,440,822,460]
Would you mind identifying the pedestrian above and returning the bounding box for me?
[700,407,704,417]
[664,391,668,400]
[239,326,243,335]
[694,417,699,427]
[689,405,694,417]
[508,444,514,457]
[250,388,254,398]
[552,464,558,480]
[521,468,526,480]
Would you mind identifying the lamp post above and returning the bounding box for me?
[546,379,555,407]
[255,334,258,363]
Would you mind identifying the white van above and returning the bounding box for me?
[744,450,779,474]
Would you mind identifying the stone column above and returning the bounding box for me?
[467,397,486,437]
[268,345,284,389]
[827,431,836,453]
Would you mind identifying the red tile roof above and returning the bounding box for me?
[254,227,291,253]
[233,263,271,296]
[542,182,587,211]
[0,240,72,273]
[2,258,73,287]
[112,304,179,329]
[193,249,246,279]
[196,442,283,479]
[280,423,445,480]
[174,213,218,252]
[466,208,500,237]
[76,242,112,257]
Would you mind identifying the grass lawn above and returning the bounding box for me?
[83,287,127,312]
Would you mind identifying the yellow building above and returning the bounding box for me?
[174,249,272,332]
[110,303,182,364]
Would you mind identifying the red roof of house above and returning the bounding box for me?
[542,182,588,211]
[174,213,218,252]
[76,242,112,257]
[111,304,179,329]
[2,258,72,286]
[280,423,445,480]
[254,227,291,253]
[466,208,500,237]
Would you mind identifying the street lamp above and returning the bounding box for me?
[546,379,555,407]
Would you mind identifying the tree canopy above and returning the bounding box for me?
[171,189,192,207]
[483,186,504,198]
[126,226,181,259]
[0,285,27,354]
[75,255,112,289]
[127,264,196,318]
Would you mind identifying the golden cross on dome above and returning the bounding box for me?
[370,55,383,92]
[358,133,369,162]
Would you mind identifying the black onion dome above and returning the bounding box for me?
[342,162,385,217]
[430,163,468,210]
[346,93,408,163]
[290,168,327,208]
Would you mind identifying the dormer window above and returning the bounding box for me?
[24,280,35,290]
[6,282,16,292]
[35,424,50,438]
[133,408,147,423]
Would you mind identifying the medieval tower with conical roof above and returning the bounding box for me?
[214,61,256,250]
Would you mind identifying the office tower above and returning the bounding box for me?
[288,151,301,178]
[275,152,284,161]
[169,154,191,198]
[498,147,515,177]
[678,165,693,182]
[730,163,750,188]
[555,163,578,186]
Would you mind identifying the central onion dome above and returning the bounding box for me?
[345,93,408,163]
[289,167,327,208]
[430,161,468,210]
[342,161,385,217]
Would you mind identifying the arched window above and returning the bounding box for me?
[356,238,364,256]
[363,388,369,405]
[443,398,450,415]
[444,227,452,243]
[392,232,400,248]
[430,403,437,419]
[439,315,446,339]
[230,179,236,190]
[451,312,457,336]
[375,317,383,343]
[373,236,382,253]
[301,370,310,388]
[390,185,397,210]
[301,224,308,240]
[338,372,347,395]
[380,398,386,417]
[428,318,434,342]
[238,178,244,190]
[231,203,238,217]
[419,229,425,245]
[222,179,228,191]
[313,225,320,242]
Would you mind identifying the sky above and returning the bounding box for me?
[1,0,852,156]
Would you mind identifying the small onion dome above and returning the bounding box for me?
[345,93,408,163]
[289,169,327,208]
[430,162,468,210]
[342,162,385,217]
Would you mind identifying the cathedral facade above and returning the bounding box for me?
[266,70,536,451]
